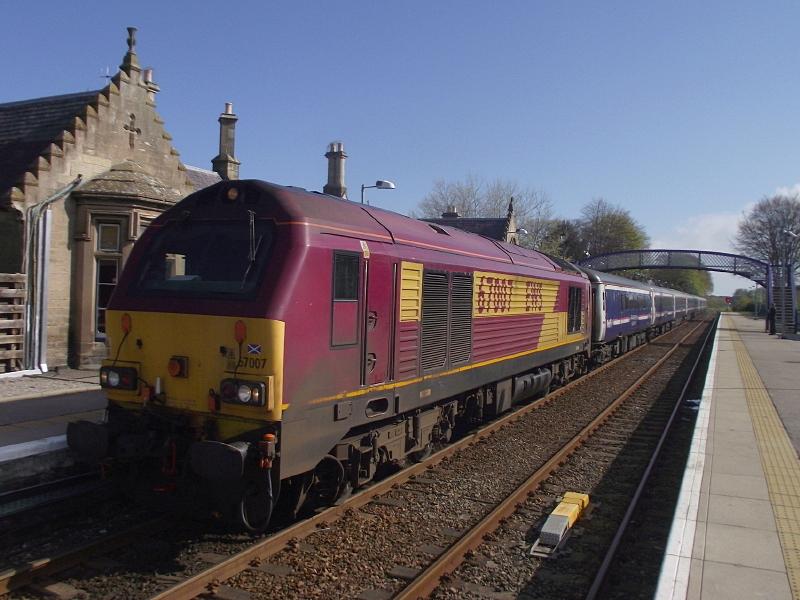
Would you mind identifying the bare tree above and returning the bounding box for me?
[416,175,552,249]
[734,194,800,267]
[417,174,484,218]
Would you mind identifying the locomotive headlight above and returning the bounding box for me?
[107,371,121,387]
[237,384,253,403]
[220,378,266,407]
[99,366,138,391]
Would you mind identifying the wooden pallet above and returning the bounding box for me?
[0,273,26,373]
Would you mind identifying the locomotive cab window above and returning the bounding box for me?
[133,217,275,298]
[333,253,360,300]
[331,251,361,346]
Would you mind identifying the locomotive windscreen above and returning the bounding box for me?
[132,217,275,298]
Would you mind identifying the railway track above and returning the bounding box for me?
[397,317,714,599]
[0,473,103,520]
[143,319,711,600]
[0,517,167,596]
[2,317,710,599]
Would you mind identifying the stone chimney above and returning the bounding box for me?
[142,68,159,105]
[442,205,460,218]
[323,141,347,198]
[211,102,240,181]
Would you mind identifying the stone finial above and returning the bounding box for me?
[212,103,240,180]
[323,142,348,198]
[120,26,141,75]
[507,197,514,218]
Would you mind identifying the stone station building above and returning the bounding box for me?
[0,28,239,370]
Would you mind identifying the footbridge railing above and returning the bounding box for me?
[576,249,771,287]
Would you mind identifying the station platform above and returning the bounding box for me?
[0,370,104,464]
[658,313,800,600]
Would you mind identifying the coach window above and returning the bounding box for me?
[95,222,122,340]
[331,252,360,346]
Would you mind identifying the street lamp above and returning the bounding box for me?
[361,180,396,205]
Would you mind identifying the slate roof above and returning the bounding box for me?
[0,90,100,192]
[421,216,509,241]
[185,165,221,190]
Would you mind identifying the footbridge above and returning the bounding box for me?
[576,249,796,335]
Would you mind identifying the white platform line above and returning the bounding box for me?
[654,319,721,600]
[0,434,68,463]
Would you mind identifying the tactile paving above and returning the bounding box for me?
[732,325,800,599]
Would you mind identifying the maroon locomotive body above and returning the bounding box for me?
[68,180,592,530]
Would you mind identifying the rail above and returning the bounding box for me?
[149,323,695,600]
[584,313,718,599]
[394,318,709,599]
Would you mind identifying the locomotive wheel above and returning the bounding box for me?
[308,454,346,507]
[238,471,274,534]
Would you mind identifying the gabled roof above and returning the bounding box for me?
[0,90,100,192]
[421,216,509,241]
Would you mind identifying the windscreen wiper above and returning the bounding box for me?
[241,210,263,289]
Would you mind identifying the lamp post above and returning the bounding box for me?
[361,180,396,205]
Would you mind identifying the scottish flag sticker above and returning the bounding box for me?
[247,344,262,355]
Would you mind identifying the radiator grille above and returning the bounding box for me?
[421,271,449,371]
[450,273,473,364]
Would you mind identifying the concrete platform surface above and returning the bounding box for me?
[0,389,106,456]
[657,313,800,600]
[0,369,106,469]
[0,368,99,403]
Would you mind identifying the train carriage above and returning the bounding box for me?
[651,286,676,328]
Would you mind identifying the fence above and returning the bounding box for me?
[0,274,25,373]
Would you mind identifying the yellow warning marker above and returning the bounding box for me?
[531,492,590,556]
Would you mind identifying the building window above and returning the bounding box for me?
[98,223,120,252]
[95,222,122,340]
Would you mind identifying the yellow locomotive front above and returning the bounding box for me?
[67,182,288,531]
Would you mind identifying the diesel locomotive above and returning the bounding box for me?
[67,179,704,531]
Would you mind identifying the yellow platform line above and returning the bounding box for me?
[730,321,800,599]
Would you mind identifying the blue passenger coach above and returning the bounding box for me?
[581,269,705,363]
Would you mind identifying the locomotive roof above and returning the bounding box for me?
[175,180,585,277]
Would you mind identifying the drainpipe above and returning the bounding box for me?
[22,176,83,372]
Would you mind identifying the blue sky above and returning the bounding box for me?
[4,1,799,293]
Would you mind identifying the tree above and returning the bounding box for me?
[648,268,713,296]
[734,194,800,267]
[538,219,585,261]
[416,175,552,249]
[731,287,755,312]
[536,199,649,264]
[579,198,649,257]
